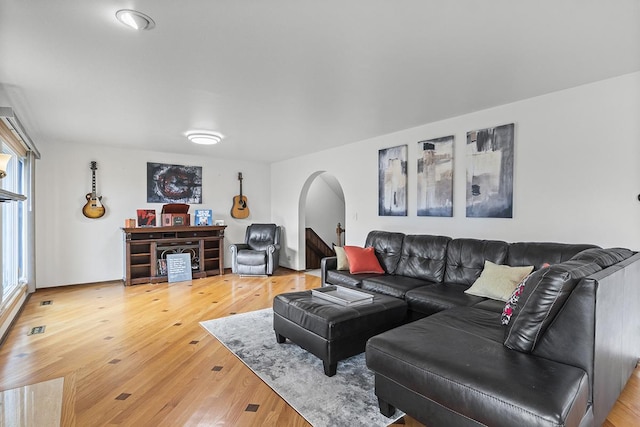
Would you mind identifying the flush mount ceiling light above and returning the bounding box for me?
[0,153,11,179]
[115,9,156,31]
[186,131,225,145]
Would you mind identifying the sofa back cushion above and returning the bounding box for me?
[507,242,599,270]
[444,238,509,286]
[504,259,602,353]
[571,247,635,268]
[394,234,451,282]
[365,230,405,274]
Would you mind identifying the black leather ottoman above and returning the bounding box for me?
[273,289,407,376]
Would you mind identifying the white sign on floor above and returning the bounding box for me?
[166,253,192,283]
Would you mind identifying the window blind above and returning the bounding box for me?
[0,119,27,158]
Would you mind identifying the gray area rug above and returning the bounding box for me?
[200,308,403,427]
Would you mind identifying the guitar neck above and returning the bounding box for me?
[91,170,97,197]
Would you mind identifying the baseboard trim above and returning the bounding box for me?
[0,284,29,346]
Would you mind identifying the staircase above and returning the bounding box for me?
[305,228,335,269]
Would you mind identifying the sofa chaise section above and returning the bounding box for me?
[367,307,590,427]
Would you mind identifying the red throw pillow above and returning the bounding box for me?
[343,246,385,274]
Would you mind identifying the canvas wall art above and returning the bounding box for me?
[466,123,515,218]
[378,145,408,216]
[417,136,454,217]
[147,162,203,203]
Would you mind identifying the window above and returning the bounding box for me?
[1,144,26,303]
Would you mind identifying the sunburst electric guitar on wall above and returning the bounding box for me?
[231,172,250,219]
[82,161,106,219]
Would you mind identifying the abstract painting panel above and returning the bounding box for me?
[147,162,203,203]
[378,145,407,216]
[417,136,454,217]
[466,123,514,218]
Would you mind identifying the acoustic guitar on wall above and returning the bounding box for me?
[231,172,250,219]
[82,161,106,219]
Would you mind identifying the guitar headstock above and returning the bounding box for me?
[238,172,243,181]
[90,161,98,170]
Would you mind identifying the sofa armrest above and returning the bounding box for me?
[229,243,249,273]
[321,256,337,286]
[229,243,249,252]
[266,244,281,274]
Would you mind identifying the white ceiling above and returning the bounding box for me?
[1,1,639,163]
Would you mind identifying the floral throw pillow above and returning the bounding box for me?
[501,263,551,325]
[501,277,528,325]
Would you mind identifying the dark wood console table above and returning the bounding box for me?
[122,225,226,286]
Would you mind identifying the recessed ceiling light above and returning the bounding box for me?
[186,131,225,145]
[115,9,155,31]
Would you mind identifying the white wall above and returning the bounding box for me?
[305,174,345,248]
[36,141,270,288]
[32,72,640,282]
[272,72,640,270]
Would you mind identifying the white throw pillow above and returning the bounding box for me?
[465,261,534,302]
[334,246,350,271]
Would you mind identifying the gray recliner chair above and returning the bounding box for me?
[229,223,281,276]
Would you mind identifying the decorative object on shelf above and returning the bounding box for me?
[0,153,11,178]
[82,161,106,219]
[147,162,202,203]
[157,259,167,276]
[466,123,515,218]
[161,203,190,226]
[124,218,136,228]
[417,136,454,217]
[136,209,156,227]
[195,209,213,226]
[162,215,187,226]
[231,172,250,219]
[378,145,408,216]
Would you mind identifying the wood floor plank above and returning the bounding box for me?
[0,270,637,426]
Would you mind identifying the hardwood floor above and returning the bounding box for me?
[0,270,637,426]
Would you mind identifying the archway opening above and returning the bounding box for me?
[298,172,345,270]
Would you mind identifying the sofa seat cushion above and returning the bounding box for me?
[405,283,486,316]
[324,270,383,289]
[361,275,435,299]
[472,298,508,313]
[366,308,590,427]
[236,249,266,266]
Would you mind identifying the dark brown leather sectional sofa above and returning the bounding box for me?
[320,230,640,427]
